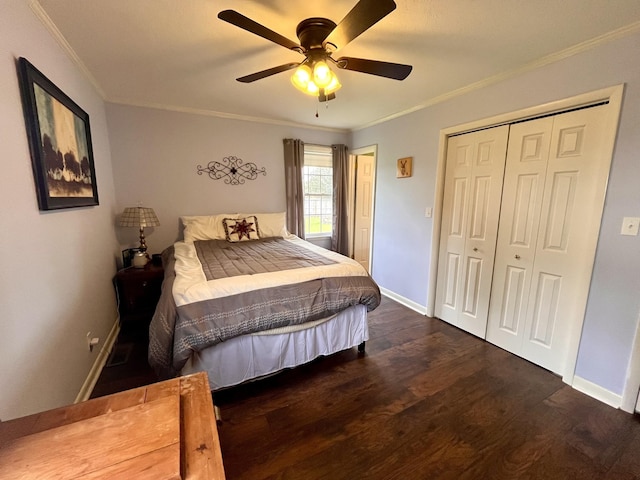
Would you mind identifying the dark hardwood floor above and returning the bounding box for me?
[91,297,640,479]
[90,321,158,399]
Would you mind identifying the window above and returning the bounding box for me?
[303,145,333,236]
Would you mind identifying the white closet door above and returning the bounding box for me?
[435,125,509,337]
[486,117,553,353]
[487,105,613,374]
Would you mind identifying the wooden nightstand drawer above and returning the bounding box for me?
[121,276,162,312]
[115,263,164,320]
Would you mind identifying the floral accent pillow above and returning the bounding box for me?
[222,216,260,242]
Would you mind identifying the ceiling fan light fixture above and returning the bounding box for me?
[313,60,332,88]
[291,65,321,96]
[291,64,312,90]
[220,2,413,105]
[324,71,342,95]
[306,80,320,95]
[292,61,341,99]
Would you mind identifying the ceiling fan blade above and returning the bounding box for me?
[236,63,300,83]
[218,10,301,51]
[324,0,397,50]
[336,57,412,80]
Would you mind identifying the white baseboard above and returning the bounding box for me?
[74,318,120,404]
[572,375,623,410]
[379,287,428,316]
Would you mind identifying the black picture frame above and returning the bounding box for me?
[121,248,141,269]
[121,248,132,269]
[17,57,99,210]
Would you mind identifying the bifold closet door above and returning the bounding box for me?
[485,117,553,355]
[435,125,509,338]
[486,105,614,375]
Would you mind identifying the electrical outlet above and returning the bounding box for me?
[86,332,99,352]
[425,207,433,218]
[621,217,640,236]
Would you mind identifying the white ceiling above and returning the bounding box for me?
[34,0,640,131]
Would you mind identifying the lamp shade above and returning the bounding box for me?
[119,207,160,228]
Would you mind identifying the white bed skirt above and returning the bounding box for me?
[181,304,369,390]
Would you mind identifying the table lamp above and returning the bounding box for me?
[119,206,160,267]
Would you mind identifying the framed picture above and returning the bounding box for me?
[397,157,412,178]
[122,248,141,269]
[121,248,133,269]
[17,57,99,210]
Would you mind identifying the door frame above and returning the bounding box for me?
[349,144,378,273]
[427,84,624,384]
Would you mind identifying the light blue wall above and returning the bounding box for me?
[106,104,349,254]
[1,0,119,420]
[351,31,640,396]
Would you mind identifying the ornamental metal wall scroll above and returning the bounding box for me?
[197,156,267,185]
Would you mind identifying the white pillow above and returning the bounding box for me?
[181,213,238,242]
[237,212,287,238]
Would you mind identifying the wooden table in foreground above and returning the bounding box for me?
[0,372,225,479]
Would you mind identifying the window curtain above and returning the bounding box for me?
[331,144,350,255]
[283,138,305,238]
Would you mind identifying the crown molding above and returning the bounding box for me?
[106,98,350,134]
[353,20,640,132]
[29,0,106,99]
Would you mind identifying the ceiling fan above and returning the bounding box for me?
[218,0,412,102]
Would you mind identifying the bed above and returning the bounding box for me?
[148,212,381,390]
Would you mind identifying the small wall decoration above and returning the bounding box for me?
[397,157,413,178]
[197,156,267,185]
[17,58,99,210]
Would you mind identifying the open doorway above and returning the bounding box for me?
[348,145,377,273]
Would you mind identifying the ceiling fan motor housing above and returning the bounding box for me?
[296,18,337,51]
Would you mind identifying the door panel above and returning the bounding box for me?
[488,105,613,375]
[437,168,471,324]
[450,178,468,237]
[529,272,561,347]
[499,266,526,333]
[462,256,482,316]
[443,253,460,308]
[353,155,375,272]
[541,171,577,252]
[486,116,553,354]
[521,105,612,373]
[510,174,540,247]
[436,125,509,337]
[469,176,491,239]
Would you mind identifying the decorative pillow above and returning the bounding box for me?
[182,214,237,242]
[236,212,287,238]
[223,216,260,242]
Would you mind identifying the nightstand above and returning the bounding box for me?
[114,262,164,326]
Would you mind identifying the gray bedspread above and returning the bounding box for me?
[148,239,381,378]
[194,237,336,279]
